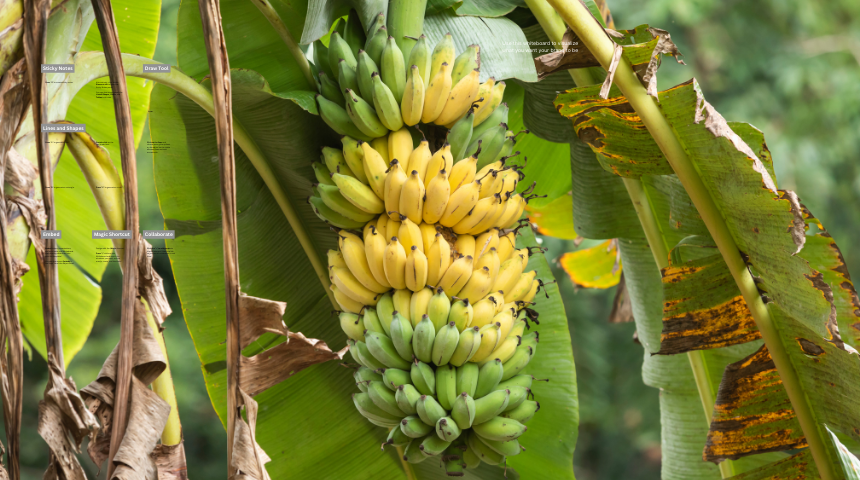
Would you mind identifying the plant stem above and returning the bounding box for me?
[143,300,182,445]
[545,1,835,479]
[250,0,317,91]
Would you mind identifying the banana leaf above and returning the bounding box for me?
[455,0,524,18]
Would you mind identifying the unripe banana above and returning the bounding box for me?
[422,169,450,224]
[340,312,366,341]
[366,331,412,370]
[436,417,461,442]
[328,249,347,269]
[417,395,447,426]
[429,34,455,83]
[314,39,334,79]
[355,366,383,392]
[474,358,504,398]
[420,435,451,457]
[340,136,369,184]
[494,134,515,164]
[384,160,408,220]
[401,415,434,438]
[397,216,424,253]
[452,393,476,429]
[457,266,493,303]
[472,416,527,442]
[456,362,479,398]
[318,72,345,107]
[360,142,388,198]
[390,312,415,361]
[318,184,375,222]
[313,162,335,186]
[356,50,380,105]
[469,78,495,125]
[449,326,481,367]
[399,171,425,225]
[501,345,533,381]
[437,255,474,297]
[522,278,540,304]
[408,35,432,88]
[444,445,466,475]
[473,389,510,425]
[449,298,474,331]
[396,385,422,415]
[370,72,404,131]
[342,10,366,57]
[493,256,525,296]
[368,380,406,416]
[364,24,388,66]
[401,65,426,127]
[411,360,436,396]
[504,386,530,412]
[427,233,453,286]
[383,237,408,290]
[409,287,433,327]
[476,123,508,167]
[507,270,537,303]
[317,94,372,141]
[333,284,366,315]
[387,424,412,447]
[338,59,361,104]
[372,136,390,164]
[408,141,432,181]
[436,363,458,410]
[345,89,389,138]
[449,154,478,191]
[421,62,453,124]
[447,108,476,161]
[462,441,482,468]
[439,180,481,227]
[435,69,481,126]
[451,45,480,86]
[329,32,358,77]
[501,400,539,423]
[474,81,505,127]
[332,173,385,214]
[353,392,400,427]
[418,223,438,253]
[476,436,521,458]
[412,316,436,364]
[405,246,429,292]
[467,431,505,465]
[403,436,428,464]
[471,322,501,363]
[494,307,516,341]
[452,195,494,234]
[383,368,412,391]
[470,296,497,328]
[355,340,386,370]
[497,374,534,391]
[423,144,454,187]
[380,36,406,101]
[454,234,476,259]
[376,291,395,334]
[393,289,413,320]
[473,102,508,140]
[433,323,461,367]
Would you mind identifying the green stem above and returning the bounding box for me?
[249,0,317,91]
[144,299,183,445]
[545,1,835,479]
[64,51,337,309]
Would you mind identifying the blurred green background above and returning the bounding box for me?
[11,0,860,478]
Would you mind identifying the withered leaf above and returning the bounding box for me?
[151,441,188,480]
[230,389,270,480]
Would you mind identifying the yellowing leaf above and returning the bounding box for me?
[526,193,577,239]
[560,240,621,289]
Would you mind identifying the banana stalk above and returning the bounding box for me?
[386,0,428,56]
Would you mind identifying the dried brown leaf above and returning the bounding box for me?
[608,274,633,323]
[239,294,287,350]
[534,28,601,80]
[111,377,170,480]
[138,237,172,329]
[229,390,270,480]
[151,441,188,480]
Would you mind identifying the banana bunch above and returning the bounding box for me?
[314,10,507,142]
[341,294,540,474]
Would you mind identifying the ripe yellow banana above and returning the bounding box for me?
[492,169,518,198]
[386,217,402,242]
[457,266,494,303]
[448,155,478,191]
[428,33,455,88]
[328,249,347,269]
[421,62,453,124]
[469,194,506,234]
[419,223,438,253]
[497,193,526,228]
[376,215,389,238]
[435,69,480,126]
[452,195,495,234]
[408,140,432,181]
[422,169,450,225]
[365,226,390,287]
[401,65,425,127]
[474,81,506,127]
[332,173,385,214]
[389,127,414,172]
[384,237,408,290]
[522,278,540,304]
[516,248,530,271]
[474,247,500,279]
[507,270,537,303]
[469,78,495,126]
[470,296,498,328]
[439,180,481,227]
[332,284,364,314]
[475,229,500,258]
[384,159,408,220]
[399,170,425,225]
[405,247,429,292]
[361,141,388,199]
[427,233,452,287]
[393,288,412,320]
[410,286,434,326]
[470,322,501,363]
[438,255,474,297]
[339,230,390,292]
[423,144,454,187]
[497,232,516,263]
[492,256,525,296]
[341,136,369,184]
[494,307,516,340]
[371,136,390,164]
[454,234,476,259]
[332,266,380,306]
[398,216,424,253]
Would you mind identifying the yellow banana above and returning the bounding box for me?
[332,172,386,214]
[393,288,413,320]
[339,230,390,292]
[497,193,525,229]
[522,279,540,304]
[384,159,408,220]
[423,144,454,187]
[507,271,537,303]
[371,136,390,164]
[421,62,453,124]
[470,322,501,363]
[494,307,516,340]
[401,65,425,126]
[454,234,476,259]
[475,229,500,258]
[492,169,518,198]
[386,216,402,242]
[405,247,429,292]
[376,215,389,238]
[428,33,455,87]
[365,226,391,287]
[468,78,496,127]
[496,232,516,263]
[341,136,370,184]
[410,287,434,326]
[435,69,481,126]
[332,266,381,306]
[389,127,414,172]
[328,249,347,269]
[399,170,425,224]
[384,237,408,290]
[492,255,525,296]
[474,247,500,280]
[516,248,530,272]
[469,194,507,234]
[361,141,388,199]
[408,140,432,181]
[398,216,424,253]
[474,81,506,127]
[438,255,474,297]
[452,195,495,234]
[427,233,452,287]
[362,221,375,241]
[439,180,481,227]
[470,296,498,328]
[457,266,494,303]
[422,169,450,224]
[332,284,365,314]
[485,291,506,314]
[448,155,478,191]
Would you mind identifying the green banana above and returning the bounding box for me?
[332,173,384,214]
[322,146,355,178]
[364,25,388,66]
[463,441,482,468]
[340,136,369,183]
[504,386,530,412]
[316,94,372,141]
[317,184,375,222]
[471,416,527,442]
[501,400,539,423]
[403,437,428,463]
[472,102,508,140]
[346,339,360,364]
[371,72,404,131]
[410,360,436,395]
[449,326,481,366]
[432,322,460,366]
[328,32,357,78]
[368,381,406,417]
[344,88,389,138]
[412,315,436,363]
[496,374,534,391]
[313,40,334,79]
[401,65,425,126]
[416,395,447,427]
[449,298,474,331]
[474,358,504,399]
[473,389,509,425]
[354,366,383,392]
[396,384,422,415]
[382,368,412,391]
[475,436,521,457]
[353,392,401,426]
[310,196,366,229]
[444,447,466,475]
[318,72,344,106]
[520,331,539,351]
[435,364,458,410]
[376,292,395,335]
[363,307,386,334]
[407,35,432,89]
[451,393,476,429]
[387,425,412,447]
[338,59,361,105]
[401,415,434,438]
[342,10,366,58]
[467,431,505,465]
[420,435,451,457]
[428,34,455,89]
[367,13,386,41]
[436,417,461,442]
[426,287,451,332]
[494,134,515,163]
[447,107,475,162]
[366,331,412,370]
[501,345,533,381]
[451,45,480,85]
[339,312,365,341]
[355,340,386,370]
[356,50,380,105]
[456,362,479,398]
[389,311,414,361]
[312,162,335,186]
[380,36,406,101]
[465,123,506,167]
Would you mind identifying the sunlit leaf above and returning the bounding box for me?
[525,193,576,239]
[559,240,620,289]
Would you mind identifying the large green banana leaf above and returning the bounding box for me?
[13,0,160,365]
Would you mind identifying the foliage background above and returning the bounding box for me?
[3,0,857,479]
